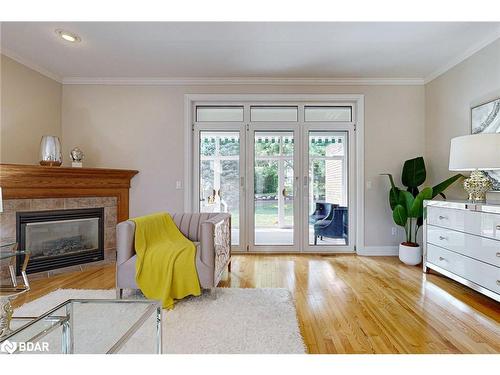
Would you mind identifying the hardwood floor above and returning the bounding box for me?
[13,254,500,354]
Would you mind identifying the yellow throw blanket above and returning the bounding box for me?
[131,212,201,309]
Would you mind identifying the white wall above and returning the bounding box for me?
[14,34,500,249]
[4,37,499,250]
[0,55,62,164]
[61,84,425,248]
[425,38,500,200]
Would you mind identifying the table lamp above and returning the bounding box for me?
[449,133,500,201]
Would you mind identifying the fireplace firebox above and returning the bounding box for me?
[16,208,104,274]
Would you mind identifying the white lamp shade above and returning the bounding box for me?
[449,133,500,171]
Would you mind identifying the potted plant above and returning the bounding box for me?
[381,157,463,265]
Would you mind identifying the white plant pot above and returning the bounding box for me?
[398,243,422,266]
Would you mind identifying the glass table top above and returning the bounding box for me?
[0,250,29,260]
[1,299,162,354]
[1,241,17,248]
[0,240,29,260]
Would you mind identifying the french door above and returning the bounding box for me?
[193,103,355,253]
[247,124,300,252]
[193,124,246,252]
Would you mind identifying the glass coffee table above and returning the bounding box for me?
[1,299,162,354]
[1,241,30,337]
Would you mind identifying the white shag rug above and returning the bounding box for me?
[13,288,306,354]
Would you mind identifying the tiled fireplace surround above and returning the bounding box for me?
[0,197,118,278]
[0,163,138,280]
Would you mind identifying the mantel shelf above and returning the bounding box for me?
[0,163,139,222]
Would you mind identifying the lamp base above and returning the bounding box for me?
[464,170,492,202]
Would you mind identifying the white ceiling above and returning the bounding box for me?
[1,22,500,83]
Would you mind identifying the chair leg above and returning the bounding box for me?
[207,288,218,300]
[116,288,123,299]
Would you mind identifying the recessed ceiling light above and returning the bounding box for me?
[55,29,81,43]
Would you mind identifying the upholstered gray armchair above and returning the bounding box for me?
[115,213,231,298]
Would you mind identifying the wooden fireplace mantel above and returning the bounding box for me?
[0,164,138,221]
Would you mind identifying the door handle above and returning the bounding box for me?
[282,188,286,197]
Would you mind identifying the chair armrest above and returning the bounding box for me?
[116,220,136,266]
[199,213,231,269]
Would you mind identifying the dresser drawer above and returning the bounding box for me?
[427,244,500,294]
[427,206,500,240]
[427,225,500,267]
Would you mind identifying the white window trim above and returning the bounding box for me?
[184,93,365,253]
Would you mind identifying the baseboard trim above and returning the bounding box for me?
[357,246,398,256]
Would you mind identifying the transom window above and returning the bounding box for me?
[305,106,352,122]
[250,106,298,122]
[195,104,353,123]
[196,106,244,122]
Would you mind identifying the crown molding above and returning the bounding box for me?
[1,48,62,83]
[0,51,424,85]
[3,27,499,87]
[424,30,500,84]
[61,76,425,86]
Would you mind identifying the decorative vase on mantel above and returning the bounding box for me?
[39,135,62,166]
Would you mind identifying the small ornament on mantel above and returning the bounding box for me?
[70,147,85,168]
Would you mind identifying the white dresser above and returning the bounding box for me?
[423,200,500,302]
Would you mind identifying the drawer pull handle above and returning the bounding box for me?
[439,257,446,261]
[496,225,500,230]
[497,280,500,287]
[497,252,500,258]
[438,215,448,220]
[439,236,447,241]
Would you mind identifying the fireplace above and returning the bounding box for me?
[16,208,104,274]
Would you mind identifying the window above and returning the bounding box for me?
[250,106,298,122]
[196,106,244,122]
[305,106,352,122]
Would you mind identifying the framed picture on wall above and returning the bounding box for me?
[471,97,500,190]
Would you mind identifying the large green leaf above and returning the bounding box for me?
[381,173,400,209]
[402,157,426,190]
[398,190,415,214]
[431,174,464,199]
[389,187,400,210]
[393,204,408,227]
[407,186,420,197]
[409,187,433,218]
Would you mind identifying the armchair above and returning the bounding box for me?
[115,212,231,298]
[309,202,337,224]
[313,206,348,245]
